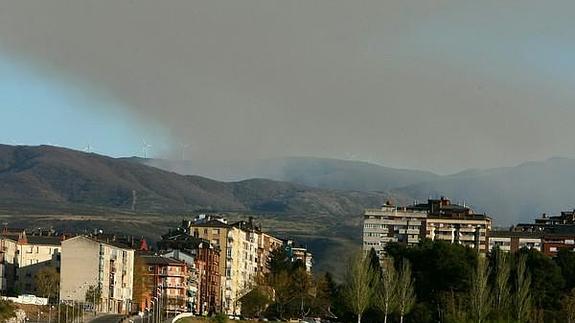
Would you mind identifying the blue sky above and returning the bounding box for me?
[0,54,168,158]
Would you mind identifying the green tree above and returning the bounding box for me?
[386,240,477,303]
[375,258,397,323]
[468,257,491,323]
[34,267,60,302]
[562,288,575,323]
[367,248,382,277]
[514,254,532,323]
[291,267,314,318]
[269,270,293,319]
[0,300,16,322]
[240,287,271,318]
[313,272,336,318]
[521,248,564,310]
[555,249,575,291]
[493,250,511,320]
[342,251,377,323]
[396,259,416,323]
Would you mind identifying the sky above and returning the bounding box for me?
[1,1,575,174]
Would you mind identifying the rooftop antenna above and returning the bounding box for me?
[142,139,152,159]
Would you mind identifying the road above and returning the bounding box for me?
[87,314,125,323]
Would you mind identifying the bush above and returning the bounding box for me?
[0,300,16,321]
[211,312,228,323]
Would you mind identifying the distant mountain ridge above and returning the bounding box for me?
[138,156,575,226]
[138,156,440,191]
[0,145,391,217]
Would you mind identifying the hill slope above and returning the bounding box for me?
[0,145,390,217]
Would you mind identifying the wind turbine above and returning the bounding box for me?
[83,143,94,153]
[179,143,191,161]
[142,140,152,159]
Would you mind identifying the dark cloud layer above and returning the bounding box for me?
[1,1,575,173]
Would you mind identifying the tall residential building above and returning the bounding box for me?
[184,215,265,315]
[363,202,427,258]
[137,255,188,316]
[417,198,492,252]
[158,232,221,315]
[60,236,135,314]
[363,198,492,258]
[257,232,283,274]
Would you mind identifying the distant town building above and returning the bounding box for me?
[489,210,575,256]
[363,197,492,258]
[60,236,135,314]
[285,240,313,273]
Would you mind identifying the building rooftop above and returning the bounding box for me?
[139,255,186,266]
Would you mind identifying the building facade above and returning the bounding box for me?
[137,255,188,316]
[60,236,135,314]
[363,198,492,259]
[185,215,272,315]
[158,233,221,315]
[363,202,427,258]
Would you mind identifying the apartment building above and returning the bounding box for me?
[489,210,575,256]
[363,198,492,258]
[158,232,221,314]
[137,255,188,316]
[418,198,492,252]
[363,202,427,257]
[60,236,135,314]
[185,215,259,315]
[488,231,542,253]
[0,252,6,293]
[0,228,27,293]
[15,235,61,295]
[0,229,62,295]
[257,232,283,275]
[285,240,313,273]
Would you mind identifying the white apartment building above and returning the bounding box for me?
[426,217,491,251]
[363,198,492,259]
[363,202,426,257]
[60,236,134,314]
[488,231,542,253]
[0,230,61,295]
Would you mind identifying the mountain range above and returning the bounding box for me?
[2,144,575,274]
[0,145,390,217]
[140,156,575,226]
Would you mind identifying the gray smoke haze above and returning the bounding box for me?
[1,1,575,173]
